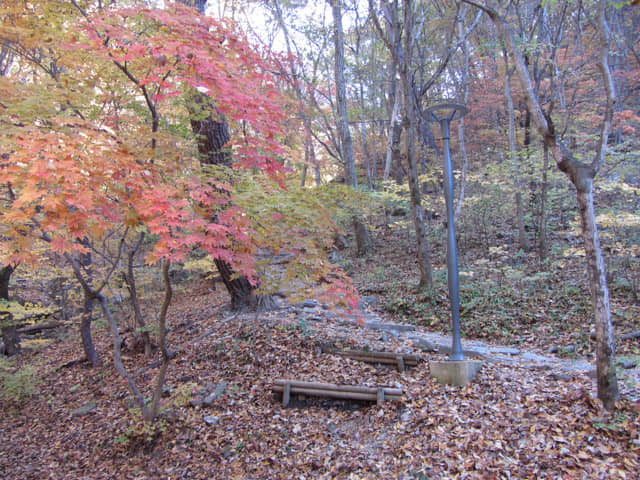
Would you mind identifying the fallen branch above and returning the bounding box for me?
[17,321,64,335]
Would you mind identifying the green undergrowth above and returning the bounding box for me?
[346,168,640,356]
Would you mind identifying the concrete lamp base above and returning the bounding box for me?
[430,360,483,387]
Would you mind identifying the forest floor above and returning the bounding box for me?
[1,224,639,479]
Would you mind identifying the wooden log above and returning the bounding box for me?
[282,382,291,407]
[322,347,420,371]
[396,355,405,372]
[273,379,403,396]
[17,321,64,334]
[272,379,403,407]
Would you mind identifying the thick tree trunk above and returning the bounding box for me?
[213,258,276,311]
[190,109,276,311]
[0,265,13,300]
[353,218,370,256]
[180,0,273,313]
[1,323,20,356]
[576,181,619,410]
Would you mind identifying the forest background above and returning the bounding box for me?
[0,0,639,478]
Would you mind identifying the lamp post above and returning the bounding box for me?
[425,103,468,361]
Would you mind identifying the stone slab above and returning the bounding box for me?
[430,360,483,387]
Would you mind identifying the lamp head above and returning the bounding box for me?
[424,102,468,122]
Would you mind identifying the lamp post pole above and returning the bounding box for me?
[425,103,468,362]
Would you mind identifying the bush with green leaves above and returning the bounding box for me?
[0,357,41,405]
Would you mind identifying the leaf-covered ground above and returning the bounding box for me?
[1,278,638,479]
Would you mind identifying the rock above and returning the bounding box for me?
[521,352,554,363]
[367,322,416,333]
[202,394,215,407]
[413,338,438,352]
[189,398,203,408]
[213,381,227,399]
[72,402,97,416]
[491,346,520,356]
[620,360,638,369]
[204,415,219,426]
[359,296,378,309]
[553,373,573,382]
[302,300,318,308]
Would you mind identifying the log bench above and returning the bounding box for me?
[322,347,421,372]
[272,379,403,407]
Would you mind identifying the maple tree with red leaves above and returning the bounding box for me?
[0,0,303,420]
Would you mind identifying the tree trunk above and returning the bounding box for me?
[401,0,432,289]
[1,323,20,356]
[576,180,619,410]
[401,79,433,289]
[331,0,356,188]
[180,0,274,312]
[384,78,402,182]
[80,294,99,367]
[538,142,549,260]
[331,0,370,256]
[0,265,13,301]
[454,16,471,220]
[353,217,370,256]
[359,83,374,191]
[123,233,152,356]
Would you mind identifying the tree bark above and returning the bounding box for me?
[331,0,356,188]
[80,292,99,367]
[400,0,433,290]
[538,142,550,260]
[77,243,99,367]
[576,180,618,410]
[370,0,433,288]
[0,265,13,301]
[331,0,370,256]
[1,324,20,356]
[122,233,152,356]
